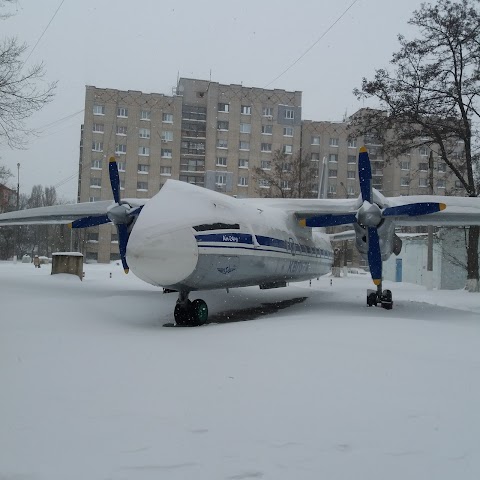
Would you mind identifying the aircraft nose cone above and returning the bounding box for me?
[127,226,198,287]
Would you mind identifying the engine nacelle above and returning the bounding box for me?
[353,218,399,261]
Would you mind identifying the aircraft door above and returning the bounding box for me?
[288,237,295,256]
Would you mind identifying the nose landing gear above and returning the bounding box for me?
[174,291,209,326]
[366,283,393,310]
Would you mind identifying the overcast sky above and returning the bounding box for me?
[1,0,424,200]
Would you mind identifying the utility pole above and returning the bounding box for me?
[426,151,434,290]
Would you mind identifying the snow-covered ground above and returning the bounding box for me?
[1,261,479,480]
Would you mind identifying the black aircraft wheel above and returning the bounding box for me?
[191,299,208,325]
[381,290,393,310]
[174,302,191,326]
[367,292,377,307]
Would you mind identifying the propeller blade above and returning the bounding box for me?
[301,213,357,228]
[367,227,382,286]
[69,214,110,229]
[358,146,372,203]
[117,223,129,273]
[109,157,121,204]
[383,202,446,217]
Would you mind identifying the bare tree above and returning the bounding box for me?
[252,150,318,199]
[0,2,56,148]
[352,0,480,291]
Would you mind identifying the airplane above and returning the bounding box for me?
[1,146,480,326]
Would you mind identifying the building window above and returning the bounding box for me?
[116,125,127,136]
[92,141,103,152]
[329,153,338,162]
[117,107,128,118]
[161,131,173,142]
[89,196,100,202]
[262,106,273,117]
[160,166,172,176]
[438,162,447,172]
[161,148,172,158]
[217,139,228,149]
[93,105,105,115]
[283,145,293,155]
[240,123,251,134]
[311,152,320,161]
[92,123,104,133]
[419,146,428,156]
[419,162,428,171]
[239,141,250,151]
[348,139,357,148]
[455,180,462,188]
[138,164,149,173]
[119,180,125,190]
[347,185,355,195]
[282,162,292,172]
[238,176,248,187]
[328,184,337,194]
[139,128,150,139]
[261,160,271,170]
[140,110,150,120]
[328,169,337,178]
[138,146,150,156]
[241,105,251,115]
[162,113,173,123]
[216,157,227,167]
[90,177,102,188]
[400,161,410,170]
[283,126,294,137]
[117,161,126,172]
[238,158,249,168]
[91,159,102,169]
[347,155,356,164]
[261,143,272,152]
[401,177,409,187]
[311,136,320,145]
[111,233,118,242]
[329,138,339,147]
[218,103,230,113]
[419,178,428,187]
[259,179,270,188]
[262,125,273,135]
[137,181,148,191]
[281,180,290,190]
[437,179,445,188]
[215,174,226,185]
[284,109,294,120]
[217,120,229,131]
[347,170,356,179]
[87,232,99,242]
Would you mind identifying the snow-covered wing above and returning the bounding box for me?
[241,196,362,216]
[0,199,149,226]
[382,195,480,226]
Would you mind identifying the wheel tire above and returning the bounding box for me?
[367,292,377,307]
[191,299,208,325]
[174,302,190,326]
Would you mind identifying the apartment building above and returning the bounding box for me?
[79,79,302,262]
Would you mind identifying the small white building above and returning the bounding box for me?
[383,228,477,290]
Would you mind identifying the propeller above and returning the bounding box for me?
[302,147,446,287]
[69,157,143,273]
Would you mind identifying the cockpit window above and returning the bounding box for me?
[193,223,240,232]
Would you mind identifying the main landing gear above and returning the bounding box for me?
[174,291,209,326]
[367,283,393,310]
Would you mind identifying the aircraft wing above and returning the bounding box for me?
[0,198,149,226]
[245,192,480,226]
[380,194,480,226]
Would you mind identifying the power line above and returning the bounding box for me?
[264,0,361,88]
[24,0,66,64]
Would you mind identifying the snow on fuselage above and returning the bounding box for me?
[127,180,333,291]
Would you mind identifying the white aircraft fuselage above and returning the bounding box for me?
[126,180,333,292]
